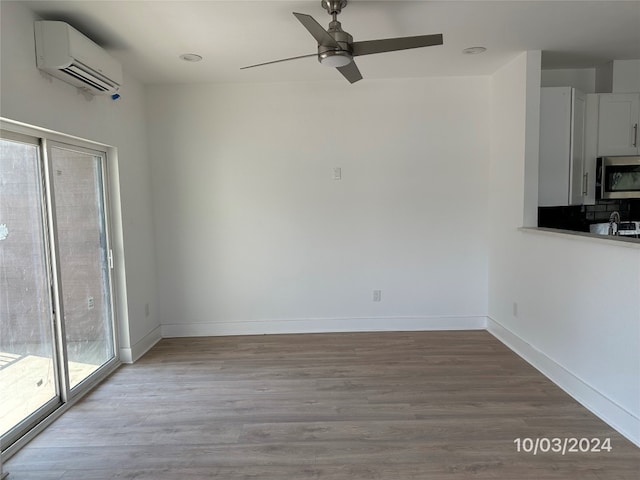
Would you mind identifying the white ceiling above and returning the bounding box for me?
[17,0,640,85]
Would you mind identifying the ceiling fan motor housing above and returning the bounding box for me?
[318,20,353,66]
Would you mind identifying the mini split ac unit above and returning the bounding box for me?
[34,20,123,95]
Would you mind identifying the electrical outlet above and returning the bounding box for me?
[513,302,518,317]
[373,290,382,302]
[145,303,150,317]
[88,296,94,310]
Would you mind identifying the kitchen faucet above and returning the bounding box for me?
[608,211,621,236]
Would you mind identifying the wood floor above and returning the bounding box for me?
[0,354,99,436]
[5,331,639,479]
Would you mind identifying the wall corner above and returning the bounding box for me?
[523,50,542,228]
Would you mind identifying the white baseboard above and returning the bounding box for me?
[487,317,640,447]
[161,315,487,338]
[119,325,162,363]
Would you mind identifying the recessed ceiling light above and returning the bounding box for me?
[179,53,203,62]
[462,47,487,55]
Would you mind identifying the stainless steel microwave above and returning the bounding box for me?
[597,156,640,199]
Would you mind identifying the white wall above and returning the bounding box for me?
[0,1,160,361]
[489,52,640,445]
[541,68,596,93]
[612,59,640,93]
[595,59,640,93]
[147,78,491,336]
[596,61,614,93]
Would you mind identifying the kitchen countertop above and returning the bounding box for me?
[520,227,640,249]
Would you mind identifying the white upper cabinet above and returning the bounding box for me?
[583,94,599,205]
[538,87,587,207]
[597,94,640,156]
[569,90,587,205]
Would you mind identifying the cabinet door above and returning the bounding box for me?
[569,89,586,205]
[597,94,640,156]
[582,94,599,205]
[539,87,572,207]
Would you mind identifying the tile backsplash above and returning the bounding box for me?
[584,199,634,222]
[539,199,640,232]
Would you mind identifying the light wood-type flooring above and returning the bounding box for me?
[5,331,640,479]
[0,354,99,436]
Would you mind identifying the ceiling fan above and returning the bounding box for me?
[241,0,444,84]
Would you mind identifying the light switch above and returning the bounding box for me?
[332,167,342,180]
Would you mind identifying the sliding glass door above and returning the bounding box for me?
[0,133,59,439]
[49,143,114,389]
[0,132,117,449]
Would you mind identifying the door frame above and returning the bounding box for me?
[44,139,120,400]
[0,121,123,458]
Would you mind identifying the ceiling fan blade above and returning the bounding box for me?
[293,12,339,47]
[352,34,443,57]
[240,53,317,70]
[336,60,363,84]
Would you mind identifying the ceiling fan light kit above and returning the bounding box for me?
[319,51,352,68]
[241,0,443,84]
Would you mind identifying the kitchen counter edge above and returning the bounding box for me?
[519,227,640,249]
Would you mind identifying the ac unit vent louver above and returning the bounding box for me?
[61,63,119,92]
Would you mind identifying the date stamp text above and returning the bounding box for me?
[514,437,612,455]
